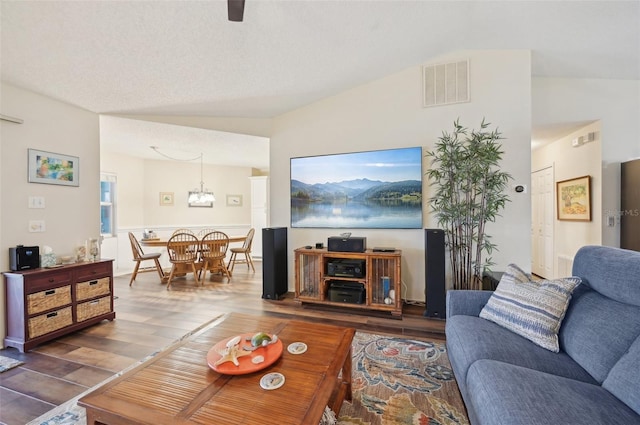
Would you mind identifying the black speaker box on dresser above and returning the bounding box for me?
[424,229,446,318]
[262,227,288,300]
[327,236,366,253]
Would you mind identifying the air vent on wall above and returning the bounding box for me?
[423,59,469,108]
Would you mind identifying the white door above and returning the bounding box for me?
[531,166,554,278]
[250,176,269,259]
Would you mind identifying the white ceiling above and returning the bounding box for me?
[2,1,639,165]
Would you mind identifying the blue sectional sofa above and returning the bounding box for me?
[445,245,640,425]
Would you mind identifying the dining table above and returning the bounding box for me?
[140,235,247,247]
[140,235,247,283]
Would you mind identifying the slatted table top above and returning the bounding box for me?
[78,312,355,425]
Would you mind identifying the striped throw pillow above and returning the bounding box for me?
[479,263,581,352]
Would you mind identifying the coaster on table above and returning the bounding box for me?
[287,342,307,355]
[260,372,285,390]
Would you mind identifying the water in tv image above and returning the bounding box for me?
[291,147,423,228]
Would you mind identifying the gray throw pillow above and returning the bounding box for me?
[479,263,581,352]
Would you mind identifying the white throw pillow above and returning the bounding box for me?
[479,263,581,352]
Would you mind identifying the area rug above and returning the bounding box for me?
[0,354,24,373]
[28,331,468,425]
[338,333,469,425]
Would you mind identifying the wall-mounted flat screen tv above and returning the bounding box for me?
[291,146,423,228]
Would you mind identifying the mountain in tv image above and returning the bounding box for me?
[291,178,422,202]
[291,177,422,228]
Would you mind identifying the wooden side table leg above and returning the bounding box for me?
[343,345,353,402]
[85,409,97,425]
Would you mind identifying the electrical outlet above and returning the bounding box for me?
[29,220,45,232]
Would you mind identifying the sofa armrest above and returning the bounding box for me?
[446,290,493,318]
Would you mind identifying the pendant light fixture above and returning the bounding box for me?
[188,153,215,204]
[150,146,215,205]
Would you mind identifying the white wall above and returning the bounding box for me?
[532,121,602,272]
[0,82,100,348]
[100,152,253,274]
[271,50,533,301]
[533,78,640,248]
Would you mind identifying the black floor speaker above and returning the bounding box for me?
[262,227,288,300]
[424,229,446,318]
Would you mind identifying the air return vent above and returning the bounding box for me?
[423,59,469,107]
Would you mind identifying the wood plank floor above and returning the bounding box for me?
[0,262,445,425]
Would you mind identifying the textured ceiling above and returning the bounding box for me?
[2,1,639,164]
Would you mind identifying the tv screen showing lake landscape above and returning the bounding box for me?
[290,147,423,228]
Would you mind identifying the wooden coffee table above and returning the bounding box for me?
[78,313,355,425]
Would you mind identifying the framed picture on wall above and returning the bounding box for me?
[28,149,79,187]
[556,175,591,221]
[226,194,242,207]
[160,192,174,206]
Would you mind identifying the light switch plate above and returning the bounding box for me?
[28,196,45,208]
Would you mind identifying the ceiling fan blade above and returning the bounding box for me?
[228,0,245,22]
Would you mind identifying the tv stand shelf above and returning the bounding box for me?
[294,247,402,318]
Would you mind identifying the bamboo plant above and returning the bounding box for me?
[425,119,512,290]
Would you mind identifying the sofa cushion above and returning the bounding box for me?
[467,359,640,425]
[446,315,596,385]
[559,284,640,383]
[603,335,640,415]
[573,245,640,307]
[479,263,581,352]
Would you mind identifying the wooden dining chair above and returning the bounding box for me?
[128,232,165,286]
[199,231,232,282]
[172,228,195,236]
[228,228,256,272]
[166,232,201,289]
[197,228,216,238]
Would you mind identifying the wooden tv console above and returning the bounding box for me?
[294,247,402,317]
[3,259,115,352]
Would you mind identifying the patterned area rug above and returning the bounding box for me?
[27,332,468,425]
[338,333,469,425]
[0,354,24,373]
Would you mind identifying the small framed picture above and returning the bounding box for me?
[160,192,174,206]
[28,149,79,187]
[226,194,242,207]
[556,175,591,221]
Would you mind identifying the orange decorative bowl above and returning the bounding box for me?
[207,333,283,375]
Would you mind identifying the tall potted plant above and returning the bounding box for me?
[426,119,512,290]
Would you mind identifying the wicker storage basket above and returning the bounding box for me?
[28,307,73,338]
[76,277,110,301]
[77,296,111,322]
[27,285,72,315]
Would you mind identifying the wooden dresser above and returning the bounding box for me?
[3,259,115,352]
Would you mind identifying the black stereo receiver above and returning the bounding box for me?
[326,259,366,278]
[9,245,40,271]
[328,281,365,304]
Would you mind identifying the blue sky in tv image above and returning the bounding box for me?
[290,147,422,184]
[290,147,423,229]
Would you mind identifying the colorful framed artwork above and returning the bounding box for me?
[226,194,242,207]
[28,149,79,187]
[556,175,591,221]
[160,192,174,206]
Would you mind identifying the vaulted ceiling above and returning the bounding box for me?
[2,1,638,164]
